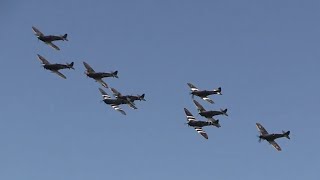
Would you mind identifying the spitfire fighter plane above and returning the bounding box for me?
[187,83,222,104]
[83,62,118,88]
[32,26,68,50]
[99,88,137,115]
[193,100,228,118]
[184,108,220,139]
[37,54,74,79]
[256,123,290,151]
[193,100,227,126]
[111,87,146,103]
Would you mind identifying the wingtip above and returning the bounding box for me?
[31,26,37,32]
[184,108,193,116]
[202,134,209,139]
[121,111,127,115]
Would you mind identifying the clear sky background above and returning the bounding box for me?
[0,0,319,179]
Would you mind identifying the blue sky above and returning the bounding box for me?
[0,0,319,179]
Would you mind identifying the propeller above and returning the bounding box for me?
[257,135,263,143]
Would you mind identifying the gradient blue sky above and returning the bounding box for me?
[1,1,319,179]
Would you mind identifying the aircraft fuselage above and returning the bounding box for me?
[260,133,286,141]
[188,120,213,127]
[43,64,69,71]
[126,95,145,102]
[192,90,216,97]
[87,72,114,79]
[199,110,223,117]
[38,35,64,42]
[103,98,128,105]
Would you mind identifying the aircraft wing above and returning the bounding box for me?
[194,126,208,139]
[46,42,60,50]
[37,54,50,65]
[111,87,122,98]
[110,104,126,115]
[83,62,95,73]
[256,123,269,135]
[32,26,44,37]
[184,108,196,122]
[201,96,214,104]
[268,140,282,151]
[187,83,199,92]
[51,70,66,79]
[126,99,137,109]
[99,88,111,99]
[96,79,108,88]
[193,100,207,112]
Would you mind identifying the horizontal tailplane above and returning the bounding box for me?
[67,62,74,69]
[214,87,222,95]
[140,94,146,101]
[283,130,290,139]
[221,108,228,116]
[113,71,119,78]
[62,34,68,41]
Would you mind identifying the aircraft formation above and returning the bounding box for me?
[32,26,290,151]
[184,83,227,139]
[32,26,146,115]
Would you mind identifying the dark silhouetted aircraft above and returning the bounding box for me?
[99,88,137,115]
[256,123,290,151]
[184,108,220,139]
[83,62,118,88]
[192,100,227,126]
[187,83,222,104]
[193,100,228,118]
[111,87,146,103]
[37,54,74,79]
[32,26,68,50]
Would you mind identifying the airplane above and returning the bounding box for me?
[192,100,227,126]
[37,54,74,79]
[99,88,137,115]
[187,83,222,104]
[193,100,228,118]
[110,87,146,103]
[83,61,118,88]
[184,108,219,139]
[256,123,290,151]
[32,26,68,50]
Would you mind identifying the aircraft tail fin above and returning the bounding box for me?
[62,34,68,41]
[283,130,290,139]
[139,94,146,101]
[214,87,222,95]
[112,71,119,78]
[67,62,75,69]
[220,108,228,116]
[208,119,221,128]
